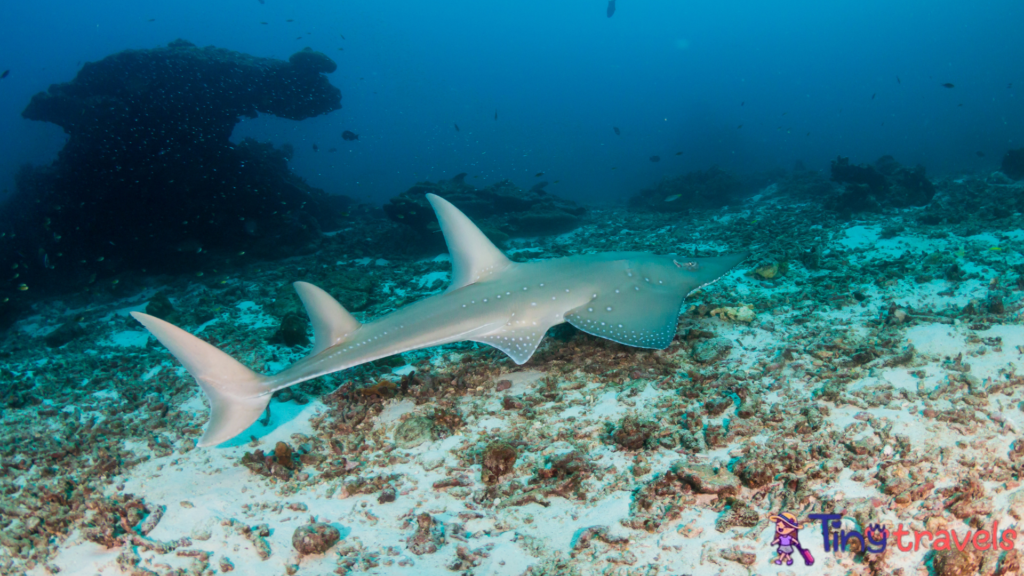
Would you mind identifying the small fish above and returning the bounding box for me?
[553,180,560,184]
[976,151,985,157]
[871,93,876,99]
[286,19,294,22]
[942,83,955,88]
[312,143,318,152]
[650,156,660,162]
[607,0,616,18]
[328,147,337,152]
[258,0,264,3]
[737,124,743,129]
[342,130,359,141]
[147,18,155,22]
[0,70,9,79]
[897,76,901,84]
[664,194,681,202]
[494,110,498,120]
[741,101,745,106]
[990,246,1002,251]
[1009,83,1013,89]
[675,151,682,155]
[535,172,544,177]
[613,126,621,135]
[454,123,460,132]
[18,284,27,291]
[340,34,346,40]
[260,21,268,24]
[611,167,617,170]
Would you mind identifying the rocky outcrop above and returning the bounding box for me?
[1001,148,1024,180]
[628,167,742,212]
[826,155,936,213]
[383,175,585,249]
[1,40,347,326]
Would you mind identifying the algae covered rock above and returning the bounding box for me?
[407,513,445,555]
[394,416,436,449]
[611,415,655,450]
[292,522,340,555]
[691,337,734,363]
[672,462,740,496]
[481,441,517,485]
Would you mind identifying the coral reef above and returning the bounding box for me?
[827,155,936,213]
[1,40,346,324]
[627,166,742,212]
[1001,148,1024,180]
[383,174,586,250]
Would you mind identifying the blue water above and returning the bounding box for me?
[1,0,1022,204]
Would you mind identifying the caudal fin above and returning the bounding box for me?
[131,312,272,447]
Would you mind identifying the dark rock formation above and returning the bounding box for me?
[383,175,586,251]
[1,40,346,327]
[43,320,85,348]
[628,167,742,212]
[269,312,310,348]
[826,155,936,214]
[1002,148,1024,180]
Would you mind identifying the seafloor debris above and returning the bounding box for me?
[480,441,517,485]
[407,513,445,555]
[240,441,303,480]
[292,520,340,556]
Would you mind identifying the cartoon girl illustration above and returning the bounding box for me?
[769,512,813,566]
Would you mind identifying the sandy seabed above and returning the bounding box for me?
[4,178,1024,576]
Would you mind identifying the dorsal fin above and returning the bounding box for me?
[293,281,363,355]
[426,193,511,291]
